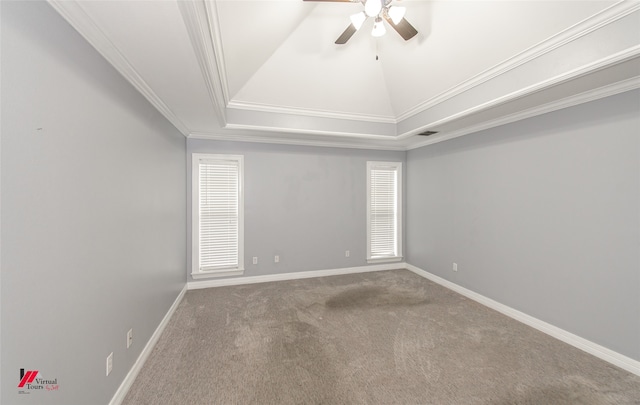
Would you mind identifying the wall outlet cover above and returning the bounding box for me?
[127,329,133,349]
[106,352,113,376]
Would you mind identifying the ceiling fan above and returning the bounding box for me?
[304,0,418,44]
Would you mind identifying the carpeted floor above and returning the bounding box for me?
[123,269,640,404]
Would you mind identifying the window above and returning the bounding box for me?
[192,154,244,279]
[367,161,402,263]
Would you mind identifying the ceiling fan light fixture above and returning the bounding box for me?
[350,11,367,30]
[372,17,386,37]
[364,0,382,17]
[387,6,406,25]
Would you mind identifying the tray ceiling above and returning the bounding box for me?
[49,0,640,150]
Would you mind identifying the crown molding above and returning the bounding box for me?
[187,131,405,151]
[48,0,639,152]
[177,0,228,126]
[220,122,395,140]
[396,0,640,123]
[210,0,639,135]
[205,1,231,105]
[228,100,397,124]
[192,74,640,152]
[400,45,640,141]
[46,0,190,136]
[406,75,640,151]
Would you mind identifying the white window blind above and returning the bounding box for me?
[367,162,402,262]
[192,154,244,278]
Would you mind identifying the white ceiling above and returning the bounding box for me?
[49,0,640,150]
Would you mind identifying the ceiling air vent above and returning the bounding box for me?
[417,130,438,136]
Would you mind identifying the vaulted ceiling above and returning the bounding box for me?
[49,0,640,150]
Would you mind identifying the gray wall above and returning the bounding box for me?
[406,89,640,361]
[1,2,186,404]
[188,140,406,283]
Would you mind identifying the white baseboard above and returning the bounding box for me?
[187,262,406,290]
[109,285,187,405]
[405,263,640,377]
[108,263,639,405]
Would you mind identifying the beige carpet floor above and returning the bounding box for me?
[123,269,640,404]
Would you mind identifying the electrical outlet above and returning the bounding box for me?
[127,329,133,349]
[345,250,350,257]
[253,257,258,265]
[106,352,113,376]
[274,255,280,263]
[453,263,458,272]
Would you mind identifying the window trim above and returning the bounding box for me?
[191,153,244,279]
[367,161,403,264]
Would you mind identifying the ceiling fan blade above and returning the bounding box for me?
[335,24,357,44]
[383,15,418,41]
